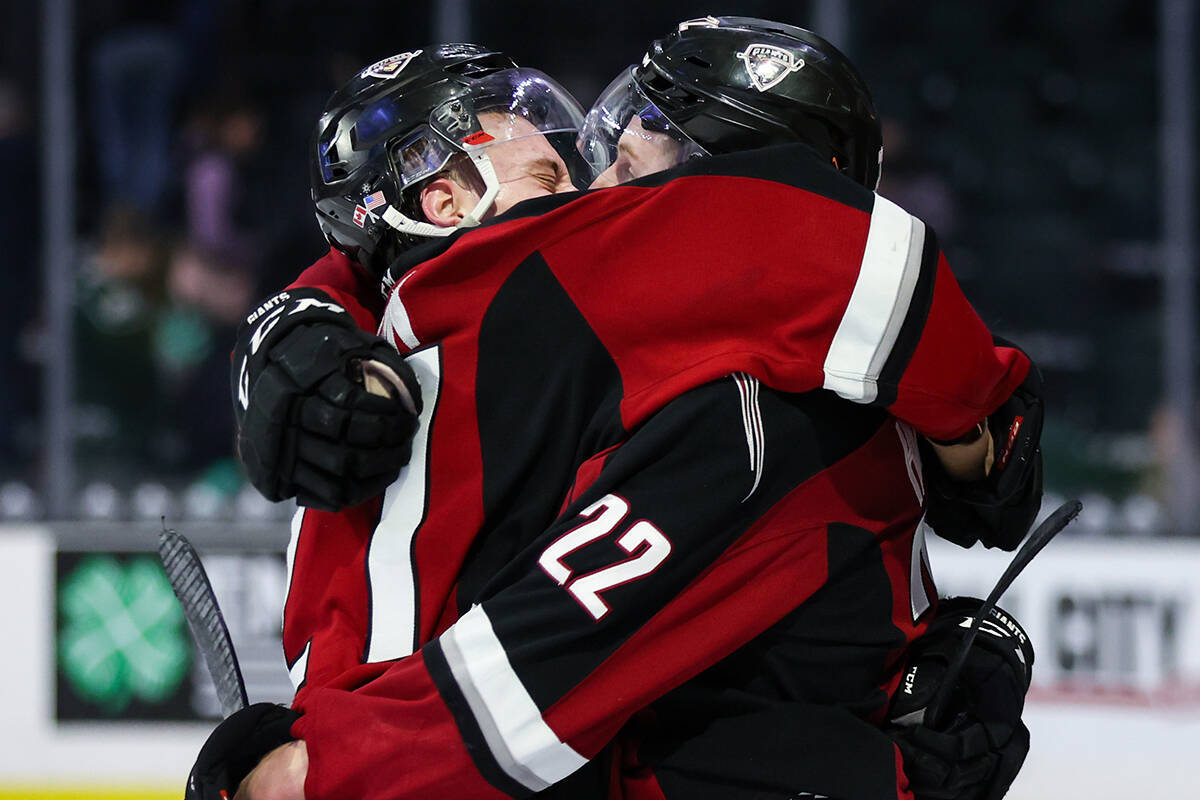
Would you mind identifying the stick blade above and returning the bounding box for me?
[157,527,249,717]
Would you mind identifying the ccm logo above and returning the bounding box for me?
[903,665,919,695]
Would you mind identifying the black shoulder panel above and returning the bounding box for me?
[459,252,626,608]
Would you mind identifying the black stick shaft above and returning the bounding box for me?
[928,499,1082,727]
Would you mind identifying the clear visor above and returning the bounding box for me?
[576,67,708,187]
[389,67,585,188]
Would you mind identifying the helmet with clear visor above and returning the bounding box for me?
[311,44,586,275]
[579,68,708,188]
[576,17,882,190]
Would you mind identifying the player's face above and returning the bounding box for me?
[588,115,687,189]
[478,113,576,214]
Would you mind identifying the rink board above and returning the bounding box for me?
[2,522,1199,798]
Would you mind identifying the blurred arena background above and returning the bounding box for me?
[0,1,1196,798]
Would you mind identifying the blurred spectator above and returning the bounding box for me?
[87,7,185,216]
[0,75,38,478]
[73,206,168,479]
[157,239,254,483]
[73,218,256,491]
[182,93,265,254]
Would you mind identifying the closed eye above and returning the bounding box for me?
[530,157,566,188]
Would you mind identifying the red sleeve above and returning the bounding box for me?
[880,248,1029,439]
[286,246,386,333]
[293,654,508,799]
[524,177,1027,442]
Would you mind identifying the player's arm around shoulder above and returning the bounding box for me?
[921,337,1045,551]
[231,283,422,511]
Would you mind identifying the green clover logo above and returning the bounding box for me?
[58,554,190,714]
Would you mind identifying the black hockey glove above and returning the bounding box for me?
[232,288,422,511]
[924,338,1044,550]
[887,597,1034,800]
[186,702,301,800]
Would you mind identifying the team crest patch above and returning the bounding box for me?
[362,50,422,80]
[736,43,805,92]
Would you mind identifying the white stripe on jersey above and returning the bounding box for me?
[733,373,765,501]
[284,507,307,689]
[288,640,311,691]
[442,605,589,792]
[366,346,441,663]
[823,195,927,403]
[379,292,421,350]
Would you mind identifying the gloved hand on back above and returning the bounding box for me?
[232,288,422,511]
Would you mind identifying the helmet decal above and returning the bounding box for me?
[362,190,388,212]
[362,50,423,80]
[353,190,389,230]
[736,44,805,92]
[462,131,495,146]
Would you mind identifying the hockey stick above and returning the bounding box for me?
[926,499,1083,728]
[158,525,249,717]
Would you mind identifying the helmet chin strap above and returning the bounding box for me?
[380,146,501,238]
[458,144,500,227]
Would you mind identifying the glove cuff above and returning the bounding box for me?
[934,597,1034,688]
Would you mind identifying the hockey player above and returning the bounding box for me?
[211,19,1040,800]
[231,44,585,512]
[233,34,1038,548]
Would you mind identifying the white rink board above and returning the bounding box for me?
[3,524,1200,796]
[0,526,209,786]
[929,535,1200,799]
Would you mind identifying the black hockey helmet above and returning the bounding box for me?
[311,44,586,276]
[579,16,883,189]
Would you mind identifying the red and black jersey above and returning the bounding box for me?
[288,380,930,800]
[282,245,385,331]
[281,144,1026,799]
